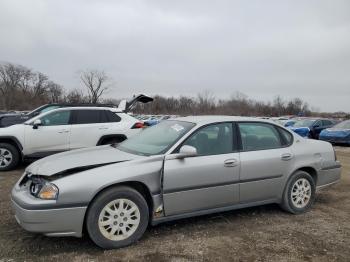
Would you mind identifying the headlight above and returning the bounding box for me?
[30,179,59,200]
[38,183,59,200]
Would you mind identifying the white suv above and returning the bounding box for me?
[0,107,144,171]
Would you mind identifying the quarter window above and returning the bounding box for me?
[238,122,282,151]
[40,110,71,126]
[278,127,293,146]
[182,123,234,156]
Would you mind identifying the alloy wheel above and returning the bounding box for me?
[0,148,13,168]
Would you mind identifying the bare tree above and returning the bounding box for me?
[197,90,216,114]
[80,70,111,103]
[31,72,49,97]
[47,82,64,103]
[65,89,88,104]
[273,95,285,116]
[0,62,64,110]
[0,63,31,109]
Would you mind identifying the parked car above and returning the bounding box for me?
[0,107,145,171]
[319,120,350,145]
[0,104,71,128]
[284,120,296,127]
[0,94,153,128]
[289,118,336,139]
[11,116,341,249]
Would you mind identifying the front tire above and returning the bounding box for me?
[0,143,20,171]
[86,186,149,249]
[281,171,316,214]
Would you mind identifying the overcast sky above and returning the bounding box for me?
[0,0,349,112]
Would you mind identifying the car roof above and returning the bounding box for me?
[173,115,278,125]
[51,106,123,112]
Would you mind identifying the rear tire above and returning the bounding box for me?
[281,171,316,214]
[86,186,149,249]
[0,143,20,171]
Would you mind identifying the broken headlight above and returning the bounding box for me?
[29,177,59,200]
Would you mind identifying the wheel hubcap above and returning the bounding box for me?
[98,198,141,241]
[291,178,312,208]
[0,148,13,168]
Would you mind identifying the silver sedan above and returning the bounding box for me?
[11,116,341,249]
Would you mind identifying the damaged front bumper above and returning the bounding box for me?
[11,178,87,237]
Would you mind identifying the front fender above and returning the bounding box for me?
[53,156,164,208]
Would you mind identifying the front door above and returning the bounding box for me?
[163,123,240,216]
[24,110,71,156]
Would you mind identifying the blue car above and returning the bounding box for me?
[289,118,336,139]
[284,120,296,127]
[319,120,350,145]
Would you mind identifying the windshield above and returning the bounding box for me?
[118,120,195,156]
[27,105,60,116]
[333,120,350,130]
[293,119,316,127]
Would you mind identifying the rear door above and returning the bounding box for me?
[69,109,111,149]
[163,122,240,216]
[237,122,294,203]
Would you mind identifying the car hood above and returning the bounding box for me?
[0,123,25,134]
[26,145,142,177]
[0,114,29,128]
[289,126,310,136]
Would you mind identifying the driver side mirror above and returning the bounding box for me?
[166,145,198,160]
[32,119,42,129]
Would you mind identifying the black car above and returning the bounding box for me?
[0,94,153,128]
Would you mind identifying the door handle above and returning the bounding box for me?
[99,127,109,130]
[58,130,69,134]
[281,153,293,161]
[224,159,238,167]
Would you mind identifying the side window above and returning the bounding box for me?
[40,110,71,126]
[105,110,121,122]
[322,120,332,126]
[238,122,282,151]
[73,110,104,124]
[314,120,322,127]
[182,123,234,156]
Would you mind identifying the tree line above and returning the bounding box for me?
[134,91,312,117]
[1,62,314,117]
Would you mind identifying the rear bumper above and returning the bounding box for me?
[316,162,341,190]
[11,198,86,237]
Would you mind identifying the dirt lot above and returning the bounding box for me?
[0,148,349,262]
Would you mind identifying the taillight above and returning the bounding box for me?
[131,122,145,129]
